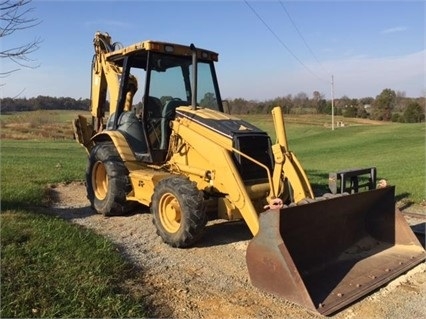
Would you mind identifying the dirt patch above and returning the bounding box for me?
[47,182,426,319]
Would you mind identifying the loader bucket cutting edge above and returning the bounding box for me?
[246,186,426,316]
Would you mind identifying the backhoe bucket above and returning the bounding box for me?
[246,186,425,316]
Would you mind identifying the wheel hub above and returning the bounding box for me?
[93,161,108,200]
[159,193,181,233]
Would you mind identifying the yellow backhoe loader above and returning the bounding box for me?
[73,31,425,316]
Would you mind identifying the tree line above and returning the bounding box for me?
[1,95,90,113]
[225,88,425,123]
[1,88,424,123]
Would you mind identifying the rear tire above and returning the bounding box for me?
[151,176,207,247]
[86,142,133,216]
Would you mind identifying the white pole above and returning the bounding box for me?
[331,75,335,131]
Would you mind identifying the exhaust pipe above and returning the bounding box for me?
[190,43,197,110]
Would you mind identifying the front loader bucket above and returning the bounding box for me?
[246,186,425,316]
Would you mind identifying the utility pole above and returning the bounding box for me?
[331,75,335,131]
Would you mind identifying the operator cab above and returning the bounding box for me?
[109,41,223,164]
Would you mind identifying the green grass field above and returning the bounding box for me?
[1,110,425,317]
[1,140,86,209]
[1,211,146,318]
[1,111,149,317]
[1,139,147,317]
[291,122,425,203]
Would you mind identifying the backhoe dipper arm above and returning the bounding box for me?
[90,32,112,131]
[90,32,138,133]
[90,53,107,132]
[73,32,138,153]
[91,32,122,132]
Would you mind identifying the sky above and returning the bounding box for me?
[2,0,425,101]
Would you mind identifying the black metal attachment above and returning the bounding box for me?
[329,167,376,194]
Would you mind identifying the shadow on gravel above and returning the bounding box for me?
[395,192,413,205]
[50,206,95,220]
[196,220,252,247]
[411,224,426,248]
[50,205,152,221]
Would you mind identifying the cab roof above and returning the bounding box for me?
[105,40,219,64]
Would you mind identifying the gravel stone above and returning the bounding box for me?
[48,182,426,319]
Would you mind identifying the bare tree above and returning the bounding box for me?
[1,0,42,76]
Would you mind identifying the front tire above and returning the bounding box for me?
[86,142,133,216]
[151,176,207,247]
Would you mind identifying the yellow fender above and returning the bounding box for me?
[92,130,137,162]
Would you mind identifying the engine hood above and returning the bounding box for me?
[175,106,268,139]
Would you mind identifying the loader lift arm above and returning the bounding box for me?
[270,106,314,203]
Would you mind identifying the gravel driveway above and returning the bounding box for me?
[49,182,426,319]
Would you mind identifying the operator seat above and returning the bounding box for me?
[160,98,187,150]
[144,96,163,119]
[143,96,163,150]
[106,111,149,160]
